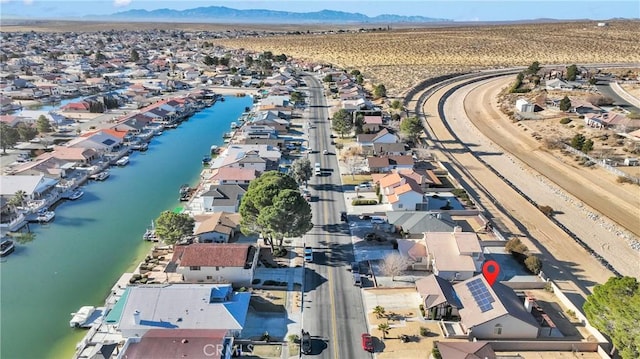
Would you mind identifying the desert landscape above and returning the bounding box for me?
[215,20,640,95]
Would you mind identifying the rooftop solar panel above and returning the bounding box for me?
[466,278,495,313]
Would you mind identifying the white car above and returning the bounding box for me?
[370,217,386,224]
[323,149,328,155]
[304,247,313,262]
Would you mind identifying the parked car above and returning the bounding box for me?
[353,273,362,287]
[351,262,359,273]
[340,211,348,222]
[359,214,372,220]
[357,182,372,189]
[370,216,386,224]
[364,232,384,241]
[361,333,374,352]
[304,247,313,262]
[302,331,312,354]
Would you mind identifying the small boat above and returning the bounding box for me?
[36,208,55,223]
[179,184,191,201]
[69,306,105,328]
[230,122,238,129]
[90,171,110,181]
[202,155,211,165]
[1,239,15,257]
[66,189,84,200]
[116,156,129,166]
[143,220,158,241]
[210,145,218,153]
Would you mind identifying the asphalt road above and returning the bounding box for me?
[300,74,371,359]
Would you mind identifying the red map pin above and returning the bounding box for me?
[482,260,500,286]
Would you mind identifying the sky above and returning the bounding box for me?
[0,0,639,21]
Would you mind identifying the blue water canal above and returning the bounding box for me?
[0,95,253,359]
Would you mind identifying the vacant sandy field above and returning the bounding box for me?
[215,21,640,95]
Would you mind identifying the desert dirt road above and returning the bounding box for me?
[419,76,639,303]
[461,77,639,278]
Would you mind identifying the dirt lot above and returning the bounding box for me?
[367,306,444,357]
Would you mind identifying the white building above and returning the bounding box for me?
[515,98,534,113]
[115,284,250,338]
[169,243,259,286]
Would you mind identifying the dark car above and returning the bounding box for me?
[359,214,372,220]
[301,330,312,354]
[350,262,359,273]
[361,333,374,352]
[340,211,348,222]
[364,232,384,241]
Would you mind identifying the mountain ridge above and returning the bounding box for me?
[87,6,451,24]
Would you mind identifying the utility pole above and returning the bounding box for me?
[300,240,306,358]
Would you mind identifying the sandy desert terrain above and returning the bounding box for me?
[216,20,640,96]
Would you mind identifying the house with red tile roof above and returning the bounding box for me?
[119,329,235,359]
[169,243,259,286]
[60,101,90,112]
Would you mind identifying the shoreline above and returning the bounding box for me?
[63,92,253,359]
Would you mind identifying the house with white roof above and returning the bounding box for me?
[421,229,484,281]
[357,128,398,154]
[188,184,248,213]
[209,144,281,173]
[114,284,250,338]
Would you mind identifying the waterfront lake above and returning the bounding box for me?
[0,95,252,359]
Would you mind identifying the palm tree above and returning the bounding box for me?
[8,190,26,209]
[373,305,386,319]
[377,322,390,339]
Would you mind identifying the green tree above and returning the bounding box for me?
[524,255,542,274]
[203,55,216,66]
[16,122,38,142]
[373,305,386,319]
[526,61,541,75]
[331,109,353,138]
[377,322,390,339]
[559,95,572,112]
[0,123,19,153]
[355,74,364,85]
[322,74,333,83]
[130,48,140,62]
[244,55,254,67]
[239,171,310,249]
[36,115,53,133]
[258,189,313,248]
[350,69,361,76]
[583,276,640,359]
[373,83,387,98]
[581,138,594,153]
[570,134,586,150]
[400,116,423,142]
[566,64,579,81]
[290,158,312,186]
[290,91,303,104]
[154,211,195,245]
[390,99,402,110]
[7,190,26,209]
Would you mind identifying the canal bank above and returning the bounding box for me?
[0,95,253,359]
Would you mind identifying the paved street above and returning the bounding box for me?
[299,74,372,359]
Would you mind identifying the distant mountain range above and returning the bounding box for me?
[89,6,451,24]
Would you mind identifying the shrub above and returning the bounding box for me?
[420,326,430,337]
[538,205,553,216]
[273,247,288,257]
[432,345,442,359]
[419,304,425,317]
[287,334,300,343]
[525,255,543,274]
[559,117,572,124]
[352,199,378,206]
[617,176,634,184]
[505,238,529,254]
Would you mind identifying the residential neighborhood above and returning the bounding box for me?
[0,23,637,359]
